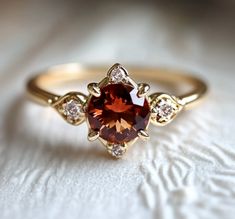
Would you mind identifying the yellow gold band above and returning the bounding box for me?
[27,63,207,109]
[26,63,208,158]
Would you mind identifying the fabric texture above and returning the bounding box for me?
[0,1,235,219]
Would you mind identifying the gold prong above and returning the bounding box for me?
[137,83,150,97]
[87,83,101,97]
[88,130,99,141]
[138,130,149,141]
[111,63,122,70]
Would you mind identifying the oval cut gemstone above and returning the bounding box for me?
[87,84,150,144]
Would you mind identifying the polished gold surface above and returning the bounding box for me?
[26,63,208,158]
[27,63,207,108]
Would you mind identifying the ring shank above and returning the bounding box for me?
[27,63,207,109]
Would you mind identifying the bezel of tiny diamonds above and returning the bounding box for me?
[150,93,185,126]
[53,92,87,125]
[107,143,127,158]
[107,63,129,84]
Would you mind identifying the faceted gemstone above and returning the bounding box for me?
[87,84,150,144]
[108,144,126,158]
[109,68,127,83]
[63,99,83,120]
[154,99,174,119]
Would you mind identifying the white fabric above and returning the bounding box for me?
[0,1,235,219]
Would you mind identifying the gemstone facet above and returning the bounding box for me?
[87,83,151,144]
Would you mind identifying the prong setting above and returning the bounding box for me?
[107,63,129,84]
[138,130,150,141]
[137,83,150,97]
[106,143,127,158]
[27,61,207,160]
[88,130,99,142]
[87,83,101,97]
[86,64,152,158]
[150,93,185,126]
[53,92,87,125]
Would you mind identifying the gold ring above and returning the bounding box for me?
[27,63,207,158]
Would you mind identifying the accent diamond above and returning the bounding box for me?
[63,99,84,121]
[155,99,174,119]
[108,144,126,158]
[109,68,127,83]
[150,94,184,126]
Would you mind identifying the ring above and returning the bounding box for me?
[27,63,207,158]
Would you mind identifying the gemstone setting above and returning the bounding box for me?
[155,99,174,119]
[150,94,184,125]
[109,67,128,83]
[107,144,127,158]
[53,92,86,125]
[63,99,84,121]
[86,83,151,144]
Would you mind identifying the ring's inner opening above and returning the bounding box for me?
[38,66,200,94]
[29,64,207,107]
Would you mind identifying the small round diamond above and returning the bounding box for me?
[109,68,127,83]
[63,99,83,120]
[109,144,126,158]
[155,99,174,119]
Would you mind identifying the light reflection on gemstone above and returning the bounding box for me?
[87,83,150,144]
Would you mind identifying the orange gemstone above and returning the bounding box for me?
[87,84,150,144]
